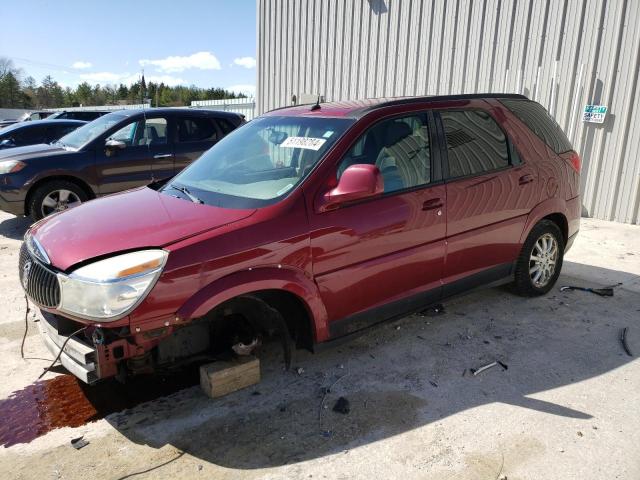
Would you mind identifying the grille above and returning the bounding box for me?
[19,243,60,308]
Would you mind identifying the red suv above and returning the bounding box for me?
[20,94,581,383]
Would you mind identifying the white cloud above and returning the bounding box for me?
[227,84,256,96]
[139,51,221,73]
[72,61,92,69]
[143,75,187,87]
[80,72,128,82]
[233,56,256,69]
[79,72,186,86]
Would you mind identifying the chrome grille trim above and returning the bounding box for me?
[19,243,61,308]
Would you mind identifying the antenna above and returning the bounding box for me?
[310,95,322,111]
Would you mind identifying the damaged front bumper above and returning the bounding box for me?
[36,309,98,384]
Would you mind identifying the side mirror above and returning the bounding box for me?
[105,139,126,156]
[0,138,15,148]
[320,164,383,212]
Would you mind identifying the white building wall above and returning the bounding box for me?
[257,0,640,224]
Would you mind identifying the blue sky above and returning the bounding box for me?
[0,0,257,95]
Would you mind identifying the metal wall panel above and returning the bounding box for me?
[190,98,257,120]
[257,0,640,224]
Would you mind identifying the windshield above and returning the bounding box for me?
[162,116,354,208]
[56,113,127,150]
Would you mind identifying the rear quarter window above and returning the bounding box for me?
[500,99,573,154]
[216,118,236,135]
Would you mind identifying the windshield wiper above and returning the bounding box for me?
[167,184,203,204]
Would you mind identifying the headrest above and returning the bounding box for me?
[383,122,412,147]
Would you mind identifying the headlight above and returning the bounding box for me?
[58,249,168,321]
[0,160,26,174]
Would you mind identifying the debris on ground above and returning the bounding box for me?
[231,338,260,356]
[620,327,633,356]
[560,282,622,297]
[470,360,508,376]
[318,373,350,432]
[429,380,438,388]
[419,303,446,317]
[296,367,305,375]
[333,396,350,414]
[70,436,89,450]
[496,360,509,370]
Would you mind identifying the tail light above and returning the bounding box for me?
[567,152,581,173]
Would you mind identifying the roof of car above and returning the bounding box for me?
[0,119,87,132]
[263,93,529,119]
[107,108,244,119]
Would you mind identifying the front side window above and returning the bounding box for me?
[440,110,509,178]
[337,115,431,193]
[107,117,168,146]
[58,113,128,150]
[162,116,354,208]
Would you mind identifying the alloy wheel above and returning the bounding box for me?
[41,189,82,217]
[529,233,559,288]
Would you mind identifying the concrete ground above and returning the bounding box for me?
[0,210,638,480]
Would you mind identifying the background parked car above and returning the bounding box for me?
[0,108,244,220]
[0,110,53,128]
[0,119,86,150]
[47,110,108,121]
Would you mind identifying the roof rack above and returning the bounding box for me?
[350,93,529,117]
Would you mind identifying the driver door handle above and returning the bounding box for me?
[422,198,444,211]
[154,153,174,159]
[519,173,534,185]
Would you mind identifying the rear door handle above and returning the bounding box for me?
[422,198,444,211]
[519,174,534,185]
[154,153,174,159]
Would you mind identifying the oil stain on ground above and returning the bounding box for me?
[0,370,200,447]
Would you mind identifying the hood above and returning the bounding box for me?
[0,143,71,161]
[30,187,256,271]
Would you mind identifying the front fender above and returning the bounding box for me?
[519,197,567,244]
[175,266,330,342]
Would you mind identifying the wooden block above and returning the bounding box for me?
[200,356,260,399]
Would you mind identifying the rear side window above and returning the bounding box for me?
[177,117,219,142]
[500,99,572,153]
[440,110,509,178]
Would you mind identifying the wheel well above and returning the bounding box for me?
[207,289,314,352]
[542,213,568,245]
[252,290,314,351]
[25,175,95,215]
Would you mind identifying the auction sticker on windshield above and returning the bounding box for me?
[280,136,327,150]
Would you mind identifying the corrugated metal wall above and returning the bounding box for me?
[191,97,257,120]
[257,0,640,224]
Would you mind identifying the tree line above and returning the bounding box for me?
[0,57,246,109]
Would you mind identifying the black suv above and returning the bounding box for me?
[0,108,244,220]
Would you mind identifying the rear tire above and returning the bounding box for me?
[29,180,88,221]
[513,220,564,296]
